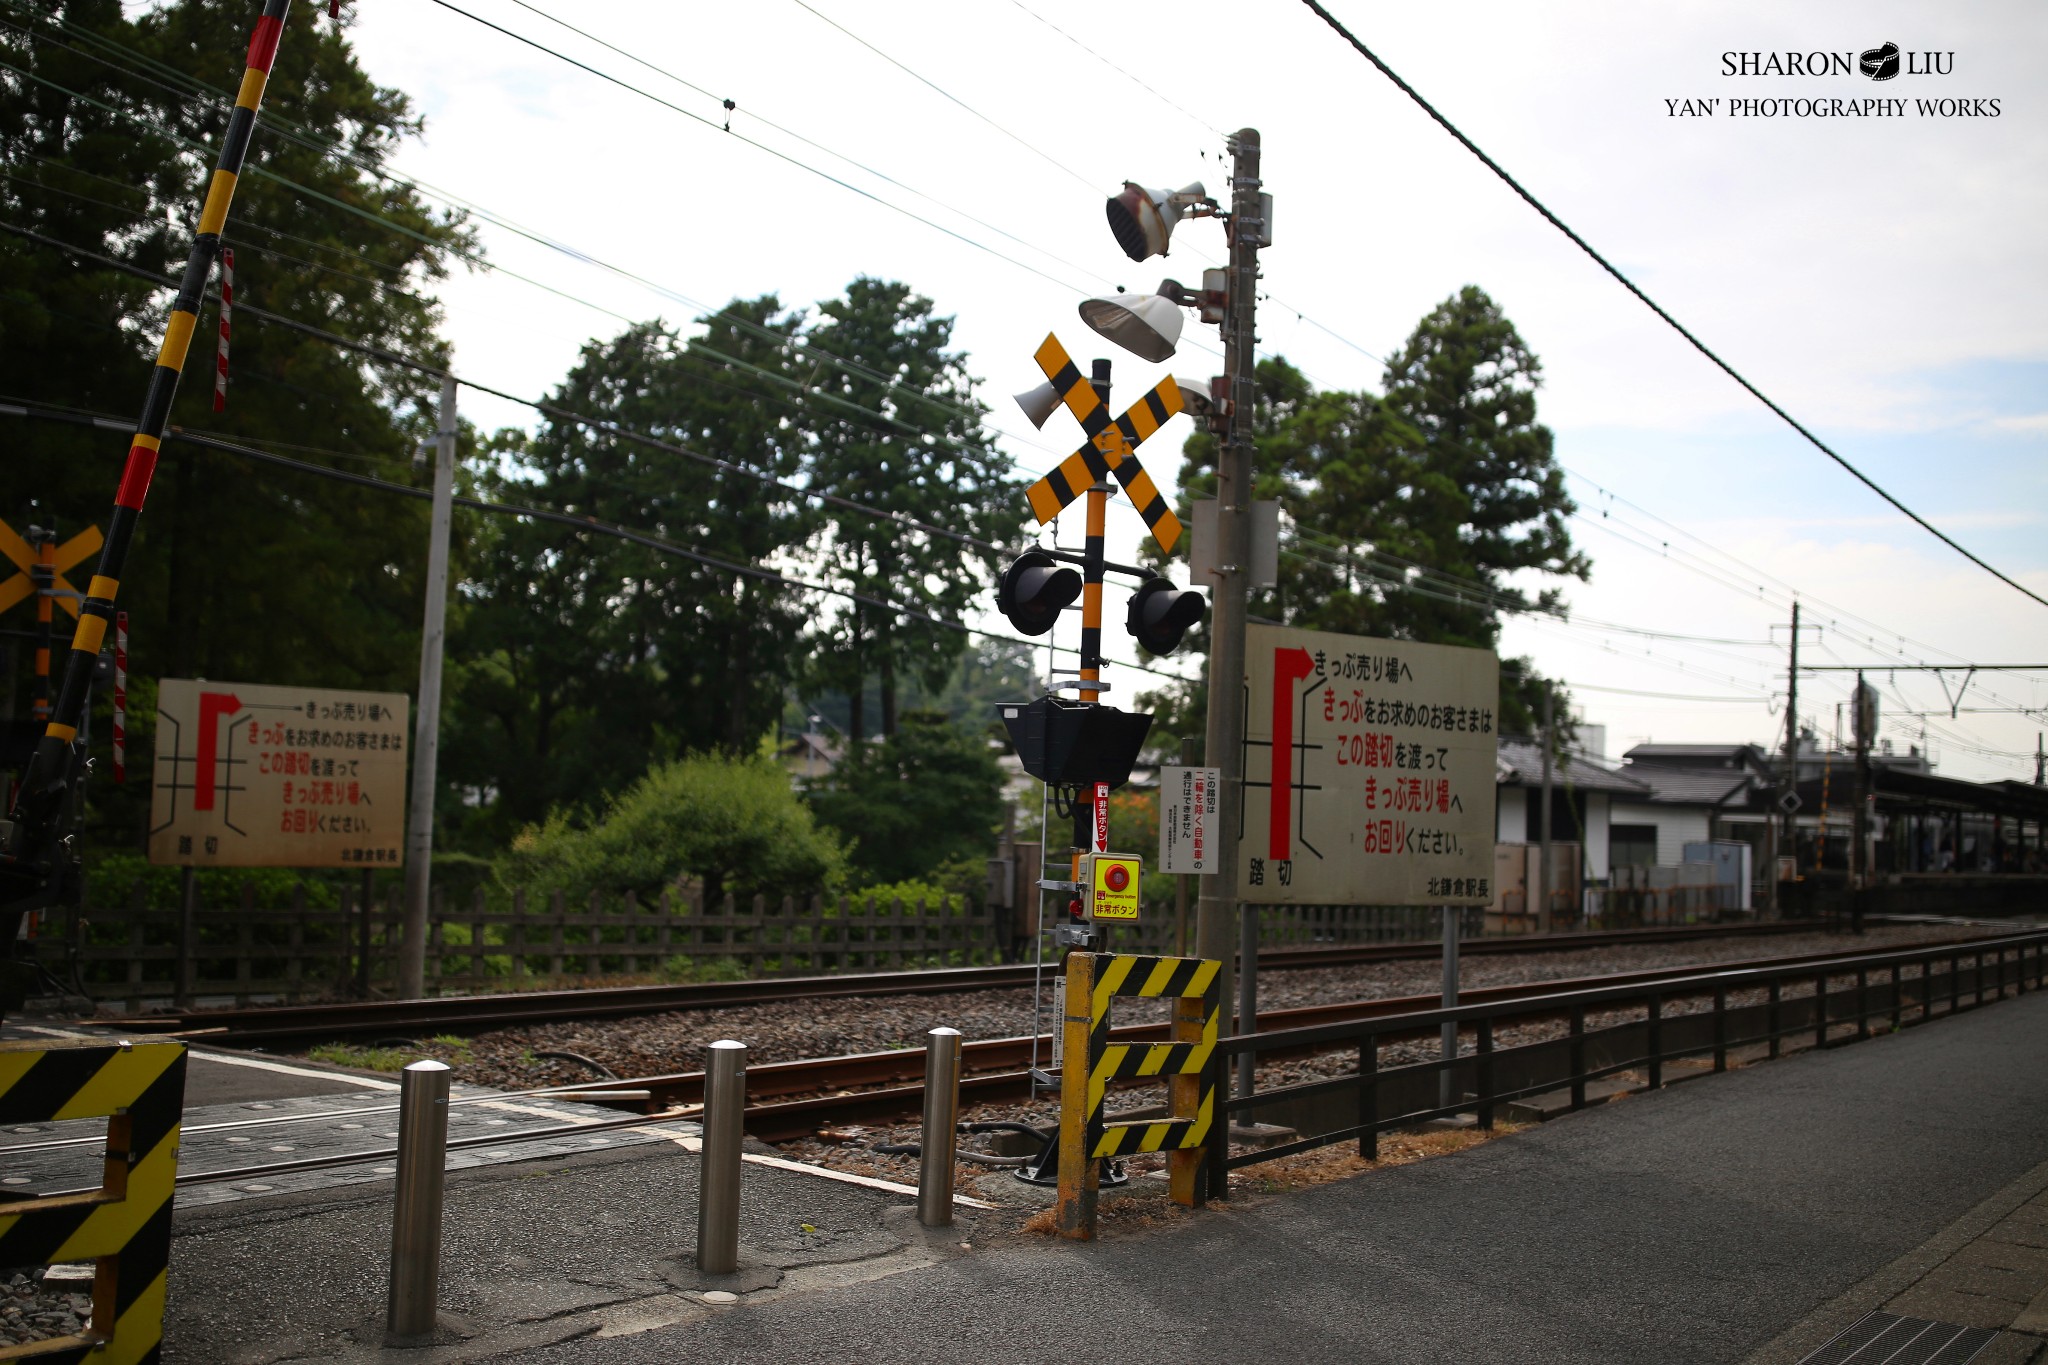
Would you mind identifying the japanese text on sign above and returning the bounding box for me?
[1239,626,1497,905]
[148,678,409,868]
[1159,764,1218,875]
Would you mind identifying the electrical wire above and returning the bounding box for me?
[1294,0,2047,612]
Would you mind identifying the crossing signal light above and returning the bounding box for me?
[998,550,1081,637]
[1127,576,1205,655]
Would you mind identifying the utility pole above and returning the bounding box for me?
[1538,681,1554,933]
[1776,601,1800,915]
[1197,128,1263,1109]
[400,373,458,1000]
[1850,670,1870,936]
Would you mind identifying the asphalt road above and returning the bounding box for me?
[494,988,2048,1365]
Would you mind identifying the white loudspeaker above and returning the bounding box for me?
[1014,380,1062,429]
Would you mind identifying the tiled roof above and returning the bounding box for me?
[1495,739,1652,795]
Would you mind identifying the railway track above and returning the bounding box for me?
[109,920,1830,1048]
[510,928,2017,1140]
[12,926,2018,1194]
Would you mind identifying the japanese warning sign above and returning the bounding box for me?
[1159,764,1218,875]
[148,678,409,869]
[1239,625,1498,906]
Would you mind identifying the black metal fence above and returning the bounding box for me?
[1203,929,2048,1193]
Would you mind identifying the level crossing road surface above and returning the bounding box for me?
[485,989,2048,1365]
[0,1024,699,1209]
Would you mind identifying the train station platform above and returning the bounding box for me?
[126,984,2048,1361]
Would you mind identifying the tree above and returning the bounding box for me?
[443,303,812,837]
[806,709,1004,887]
[1167,286,1586,734]
[498,753,844,906]
[1,0,469,848]
[801,278,1022,744]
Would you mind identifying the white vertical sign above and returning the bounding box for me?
[1159,764,1219,874]
[1092,780,1110,852]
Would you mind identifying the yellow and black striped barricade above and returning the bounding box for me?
[0,1040,186,1364]
[1056,953,1220,1240]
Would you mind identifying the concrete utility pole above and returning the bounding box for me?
[1778,602,1801,911]
[1850,670,1870,936]
[1196,129,1263,1108]
[1538,681,1554,933]
[400,373,458,999]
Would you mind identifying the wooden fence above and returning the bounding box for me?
[40,885,996,1010]
[37,886,1494,1011]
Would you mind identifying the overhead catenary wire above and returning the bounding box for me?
[1294,0,2047,612]
[0,398,1192,685]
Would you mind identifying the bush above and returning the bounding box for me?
[82,853,345,910]
[498,753,844,904]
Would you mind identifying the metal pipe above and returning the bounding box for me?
[697,1039,746,1274]
[386,1059,452,1341]
[1439,906,1460,1110]
[917,1027,962,1226]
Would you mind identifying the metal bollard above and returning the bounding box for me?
[697,1039,746,1275]
[387,1059,452,1341]
[917,1027,962,1227]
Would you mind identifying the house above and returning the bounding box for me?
[1493,736,1649,880]
[1610,743,1772,872]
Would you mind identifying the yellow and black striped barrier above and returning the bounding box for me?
[1056,953,1220,1239]
[0,1040,187,1364]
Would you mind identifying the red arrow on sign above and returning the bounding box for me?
[194,690,242,811]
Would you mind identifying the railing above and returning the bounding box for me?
[1205,929,2048,1190]
[41,886,995,1009]
[1102,905,1484,957]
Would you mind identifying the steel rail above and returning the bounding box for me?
[12,929,2030,1184]
[107,921,1833,1047]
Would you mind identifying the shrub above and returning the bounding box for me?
[498,752,844,904]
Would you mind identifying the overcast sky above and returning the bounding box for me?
[344,0,2048,783]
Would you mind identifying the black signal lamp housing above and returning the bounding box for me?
[997,550,1082,638]
[1127,576,1206,656]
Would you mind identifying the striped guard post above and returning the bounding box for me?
[0,1040,187,1364]
[1083,954,1221,1195]
[212,248,233,412]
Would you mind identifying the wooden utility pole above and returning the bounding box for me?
[1777,602,1801,913]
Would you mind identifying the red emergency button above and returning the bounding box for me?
[1105,864,1130,893]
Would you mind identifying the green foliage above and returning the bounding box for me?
[800,278,1025,743]
[807,710,1004,887]
[83,851,344,910]
[499,753,844,905]
[1170,285,1584,736]
[3,0,471,851]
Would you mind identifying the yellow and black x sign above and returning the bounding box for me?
[1023,333,1185,554]
[0,518,103,618]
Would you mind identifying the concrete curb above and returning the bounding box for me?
[1745,1154,2048,1364]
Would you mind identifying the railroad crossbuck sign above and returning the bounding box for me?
[1023,334,1184,553]
[1058,952,1220,1239]
[0,1039,187,1365]
[0,518,103,618]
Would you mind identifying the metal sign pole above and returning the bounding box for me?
[1440,905,1460,1111]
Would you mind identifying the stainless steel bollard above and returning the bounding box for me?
[387,1059,452,1341]
[696,1039,746,1275]
[917,1027,962,1227]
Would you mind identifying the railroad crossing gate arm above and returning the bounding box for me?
[0,1040,186,1364]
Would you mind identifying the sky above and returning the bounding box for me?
[339,0,2048,783]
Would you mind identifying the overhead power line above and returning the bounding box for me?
[1294,0,2048,612]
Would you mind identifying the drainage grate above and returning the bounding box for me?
[1797,1311,1999,1365]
